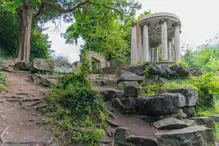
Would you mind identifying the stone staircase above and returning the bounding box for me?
[89,63,217,146]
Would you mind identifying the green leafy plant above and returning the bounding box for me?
[42,73,107,145]
[0,72,6,92]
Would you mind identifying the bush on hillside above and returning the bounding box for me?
[42,73,107,145]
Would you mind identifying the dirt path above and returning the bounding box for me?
[0,72,54,146]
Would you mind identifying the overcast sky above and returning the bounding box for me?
[44,0,219,63]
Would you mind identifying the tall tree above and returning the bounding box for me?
[63,1,144,65]
[0,0,141,62]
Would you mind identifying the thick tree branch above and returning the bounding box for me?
[34,3,45,17]
[43,0,90,13]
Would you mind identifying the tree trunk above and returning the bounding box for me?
[17,5,33,62]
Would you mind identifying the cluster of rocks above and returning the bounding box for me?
[98,64,216,146]
[0,59,74,87]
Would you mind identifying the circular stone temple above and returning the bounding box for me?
[131,12,182,65]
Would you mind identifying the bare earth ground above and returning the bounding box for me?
[0,72,54,146]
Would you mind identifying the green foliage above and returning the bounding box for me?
[43,73,107,145]
[142,71,219,110]
[80,50,92,76]
[63,1,144,65]
[183,35,219,73]
[178,61,189,68]
[0,72,7,92]
[192,72,219,109]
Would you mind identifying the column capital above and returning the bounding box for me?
[159,18,168,25]
[172,22,181,28]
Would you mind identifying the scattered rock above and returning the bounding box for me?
[155,126,215,146]
[136,93,185,116]
[126,135,158,146]
[99,90,123,101]
[32,58,54,73]
[182,107,196,117]
[169,88,198,107]
[153,118,188,130]
[118,81,139,90]
[124,86,140,97]
[112,98,136,114]
[190,117,216,133]
[14,61,30,71]
[30,74,62,87]
[118,70,144,83]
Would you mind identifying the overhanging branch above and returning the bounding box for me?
[43,0,90,13]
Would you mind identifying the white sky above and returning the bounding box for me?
[44,0,219,63]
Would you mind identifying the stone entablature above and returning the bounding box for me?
[131,12,182,65]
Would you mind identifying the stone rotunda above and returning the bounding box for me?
[131,12,182,65]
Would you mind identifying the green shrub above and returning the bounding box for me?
[43,73,107,145]
[0,72,6,92]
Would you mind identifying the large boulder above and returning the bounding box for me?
[155,126,215,146]
[153,118,188,130]
[169,88,198,107]
[112,98,136,114]
[118,70,144,83]
[117,81,139,90]
[32,58,54,73]
[190,117,216,133]
[136,93,186,116]
[126,136,158,146]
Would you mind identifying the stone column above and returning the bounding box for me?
[131,25,137,65]
[151,48,154,61]
[137,24,143,63]
[154,47,159,62]
[161,20,168,61]
[168,41,172,61]
[174,24,181,62]
[142,24,150,62]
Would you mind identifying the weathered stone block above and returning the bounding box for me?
[124,86,140,97]
[118,70,144,83]
[117,81,139,90]
[190,117,216,134]
[126,136,158,146]
[32,58,54,73]
[169,88,198,107]
[153,118,188,130]
[136,93,185,116]
[155,126,215,146]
